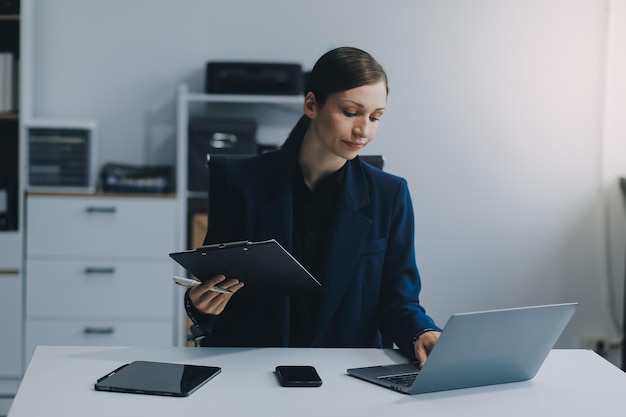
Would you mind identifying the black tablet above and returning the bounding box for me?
[94,361,221,397]
[169,239,322,294]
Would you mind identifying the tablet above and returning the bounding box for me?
[94,361,221,397]
[169,239,322,294]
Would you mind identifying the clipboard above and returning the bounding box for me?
[169,239,322,294]
[94,361,221,397]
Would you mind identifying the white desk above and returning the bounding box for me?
[8,346,626,416]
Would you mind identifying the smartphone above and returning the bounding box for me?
[275,365,322,387]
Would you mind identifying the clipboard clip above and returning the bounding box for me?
[197,240,252,255]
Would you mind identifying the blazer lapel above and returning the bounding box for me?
[255,154,373,346]
[313,160,372,342]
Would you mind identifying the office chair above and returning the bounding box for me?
[188,325,206,347]
[359,154,385,170]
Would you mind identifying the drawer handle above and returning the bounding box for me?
[84,267,116,274]
[83,327,115,335]
[86,206,117,214]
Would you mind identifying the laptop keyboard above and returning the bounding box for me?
[379,371,419,387]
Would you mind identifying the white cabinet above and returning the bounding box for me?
[0,236,22,391]
[25,194,178,364]
[0,273,22,394]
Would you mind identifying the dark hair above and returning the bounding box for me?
[282,47,388,149]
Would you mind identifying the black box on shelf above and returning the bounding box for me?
[188,118,257,192]
[26,121,98,193]
[205,62,303,95]
[0,0,20,14]
[100,163,173,194]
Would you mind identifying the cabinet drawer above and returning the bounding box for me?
[26,195,177,258]
[26,259,175,318]
[25,319,174,366]
[0,233,22,271]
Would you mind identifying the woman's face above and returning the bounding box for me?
[305,81,387,161]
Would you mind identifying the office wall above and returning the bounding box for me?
[604,0,626,354]
[30,0,619,348]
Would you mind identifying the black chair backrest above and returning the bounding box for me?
[359,155,385,170]
[207,153,385,200]
[206,153,254,208]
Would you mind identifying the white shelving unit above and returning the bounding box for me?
[174,84,302,343]
[175,84,302,196]
[0,0,32,395]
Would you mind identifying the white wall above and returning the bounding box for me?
[30,0,622,350]
[603,0,626,354]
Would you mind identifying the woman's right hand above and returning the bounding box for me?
[188,275,244,315]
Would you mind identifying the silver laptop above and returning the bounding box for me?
[347,302,577,394]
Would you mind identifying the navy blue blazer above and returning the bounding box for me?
[193,145,439,356]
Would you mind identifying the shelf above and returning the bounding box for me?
[0,15,19,21]
[178,84,302,106]
[26,190,177,199]
[0,112,18,120]
[186,92,302,105]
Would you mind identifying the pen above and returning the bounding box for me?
[173,276,233,294]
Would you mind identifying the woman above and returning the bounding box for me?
[185,46,441,365]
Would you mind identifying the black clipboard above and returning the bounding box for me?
[169,239,322,294]
[94,361,221,397]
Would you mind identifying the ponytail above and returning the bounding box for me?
[281,115,310,150]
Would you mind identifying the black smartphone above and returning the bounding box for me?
[275,365,322,387]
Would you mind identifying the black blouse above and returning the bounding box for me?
[289,163,344,346]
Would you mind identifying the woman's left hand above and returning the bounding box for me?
[414,331,441,368]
